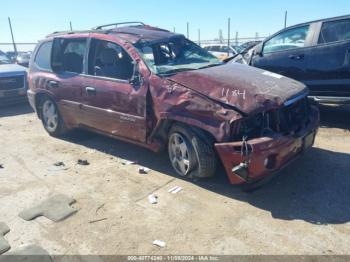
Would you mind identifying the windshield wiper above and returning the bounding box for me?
[198,63,223,70]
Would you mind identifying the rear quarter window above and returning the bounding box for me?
[34,41,53,70]
[319,19,350,44]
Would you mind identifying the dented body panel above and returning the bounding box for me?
[168,63,308,115]
[215,106,319,184]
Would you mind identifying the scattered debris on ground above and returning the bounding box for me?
[153,240,166,248]
[19,194,78,222]
[0,222,10,255]
[47,162,68,172]
[77,159,90,166]
[95,203,105,215]
[89,218,108,224]
[168,186,183,194]
[122,160,137,165]
[53,162,65,167]
[148,194,158,204]
[138,166,150,174]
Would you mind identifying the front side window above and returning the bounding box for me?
[263,25,310,54]
[87,39,134,80]
[319,19,350,44]
[51,38,87,74]
[136,37,222,75]
[34,41,52,70]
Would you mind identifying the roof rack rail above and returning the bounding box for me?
[93,22,145,30]
[47,30,97,37]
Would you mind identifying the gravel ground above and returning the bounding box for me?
[0,103,349,255]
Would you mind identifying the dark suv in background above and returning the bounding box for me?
[243,15,350,104]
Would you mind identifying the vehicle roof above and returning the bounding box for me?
[285,14,350,30]
[47,24,183,45]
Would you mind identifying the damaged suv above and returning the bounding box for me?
[27,22,319,185]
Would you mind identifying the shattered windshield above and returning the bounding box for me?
[0,53,11,64]
[135,37,223,75]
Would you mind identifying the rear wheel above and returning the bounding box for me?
[168,124,217,178]
[39,96,67,137]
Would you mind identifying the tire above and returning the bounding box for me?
[168,124,217,178]
[39,96,68,137]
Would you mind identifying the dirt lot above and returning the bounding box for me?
[0,103,349,255]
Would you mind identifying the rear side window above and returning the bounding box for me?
[34,41,52,70]
[319,19,350,44]
[51,38,87,74]
[263,25,310,54]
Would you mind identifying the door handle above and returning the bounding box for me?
[289,54,304,60]
[85,86,96,95]
[47,80,59,89]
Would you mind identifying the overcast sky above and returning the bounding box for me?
[1,0,349,51]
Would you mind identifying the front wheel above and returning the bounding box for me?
[168,124,217,178]
[39,96,67,137]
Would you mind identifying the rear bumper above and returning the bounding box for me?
[215,106,320,185]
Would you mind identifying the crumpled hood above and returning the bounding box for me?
[0,64,27,77]
[168,63,308,115]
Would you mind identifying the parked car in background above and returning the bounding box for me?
[202,44,239,60]
[240,41,262,51]
[16,52,32,67]
[245,15,350,104]
[28,22,319,187]
[0,50,28,106]
[6,51,17,63]
[229,44,257,65]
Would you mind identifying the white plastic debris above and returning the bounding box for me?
[168,186,183,194]
[138,167,151,174]
[122,160,137,165]
[153,240,166,248]
[148,194,158,204]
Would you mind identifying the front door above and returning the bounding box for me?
[81,37,148,143]
[252,24,311,81]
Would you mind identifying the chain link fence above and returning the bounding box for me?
[0,35,268,54]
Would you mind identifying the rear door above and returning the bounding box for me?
[305,18,350,97]
[30,37,88,126]
[251,24,313,81]
[49,37,88,126]
[81,36,148,143]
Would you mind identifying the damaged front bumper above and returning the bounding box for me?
[215,106,319,185]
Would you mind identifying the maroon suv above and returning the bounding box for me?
[27,22,319,185]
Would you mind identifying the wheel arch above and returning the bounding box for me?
[150,117,217,147]
[34,91,56,119]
